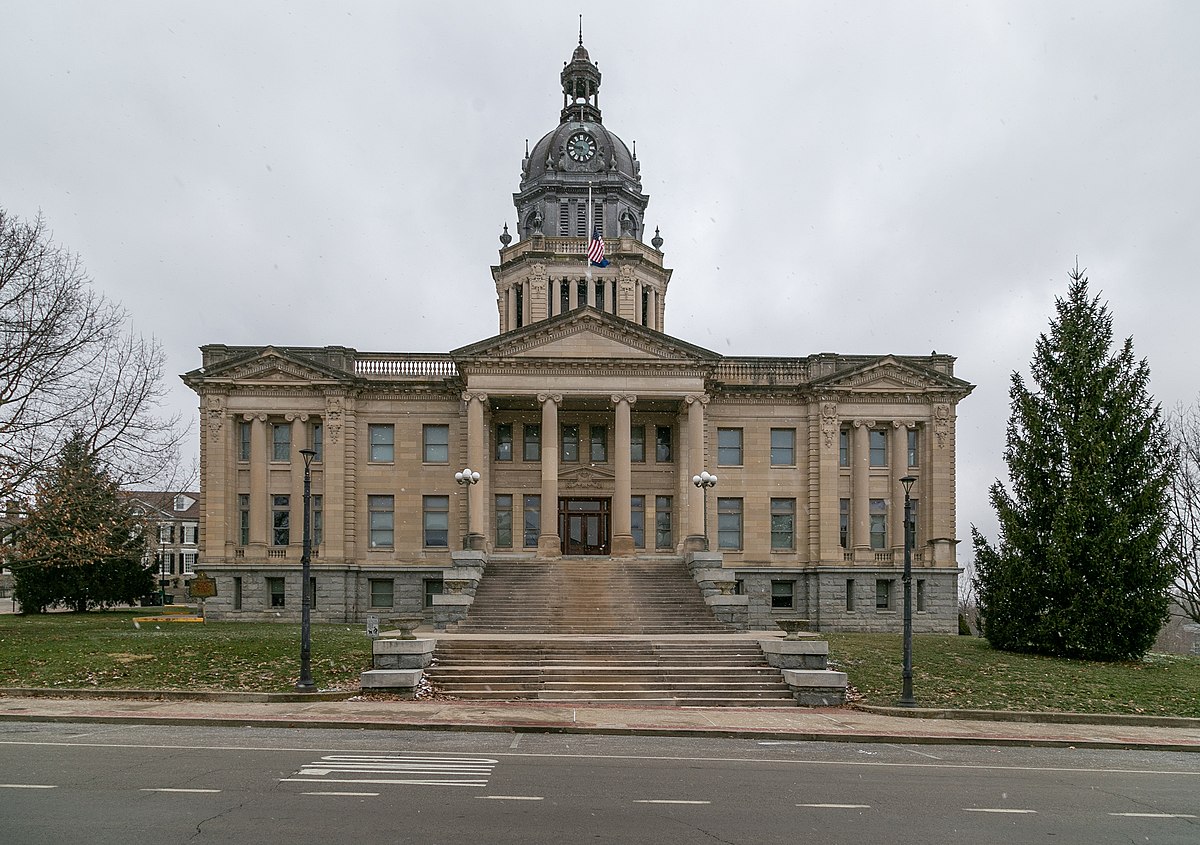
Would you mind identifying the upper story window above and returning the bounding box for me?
[495,423,513,461]
[907,428,919,467]
[368,424,394,462]
[630,425,646,462]
[869,429,888,467]
[423,424,449,463]
[717,428,743,466]
[590,425,607,463]
[523,424,541,461]
[368,495,394,549]
[272,423,291,462]
[655,426,673,462]
[238,421,252,461]
[310,422,323,462]
[561,424,580,462]
[839,428,849,467]
[180,523,198,545]
[770,428,795,466]
[272,495,290,546]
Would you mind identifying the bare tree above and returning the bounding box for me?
[1167,400,1200,624]
[0,209,185,518]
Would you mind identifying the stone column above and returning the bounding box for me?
[505,286,515,332]
[463,391,488,550]
[684,393,709,550]
[568,276,578,311]
[634,281,643,325]
[852,419,873,557]
[248,414,268,548]
[891,421,913,557]
[289,414,308,550]
[646,288,656,330]
[537,392,562,558]
[611,394,637,556]
[522,279,531,325]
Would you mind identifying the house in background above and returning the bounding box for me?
[123,491,200,601]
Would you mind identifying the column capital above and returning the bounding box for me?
[243,413,268,423]
[461,390,489,404]
[684,393,710,406]
[537,392,563,405]
[610,394,637,406]
[284,412,309,423]
[892,419,917,430]
[852,418,876,429]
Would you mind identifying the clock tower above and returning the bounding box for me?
[492,37,671,333]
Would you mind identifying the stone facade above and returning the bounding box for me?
[182,39,973,633]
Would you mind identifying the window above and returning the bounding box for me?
[917,579,927,612]
[238,421,252,461]
[369,424,394,462]
[869,429,887,467]
[630,425,645,462]
[368,495,394,548]
[839,428,850,467]
[495,494,513,548]
[869,499,887,549]
[424,578,443,608]
[181,552,196,575]
[272,423,291,462]
[594,280,605,310]
[267,577,285,608]
[158,552,173,576]
[590,425,607,462]
[523,424,541,461]
[423,424,449,463]
[181,523,198,545]
[631,496,645,548]
[655,496,673,550]
[523,495,541,547]
[907,428,919,467]
[560,279,570,313]
[173,494,189,512]
[655,426,672,462]
[876,579,893,610]
[770,428,795,466]
[770,498,795,550]
[369,578,394,609]
[839,498,850,549]
[717,497,743,550]
[495,423,513,461]
[272,495,290,546]
[238,494,250,546]
[233,576,243,610]
[159,523,174,543]
[515,284,524,328]
[558,203,569,236]
[717,428,743,466]
[311,422,323,462]
[561,424,579,462]
[845,578,856,612]
[423,495,449,547]
[771,580,795,609]
[312,495,323,547]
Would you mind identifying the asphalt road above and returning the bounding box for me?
[0,721,1197,844]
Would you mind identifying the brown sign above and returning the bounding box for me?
[189,571,218,599]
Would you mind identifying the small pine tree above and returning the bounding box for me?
[972,265,1176,660]
[12,433,153,612]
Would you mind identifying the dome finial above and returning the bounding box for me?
[499,223,512,247]
[579,14,584,46]
[651,226,663,250]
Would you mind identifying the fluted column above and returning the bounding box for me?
[611,394,637,556]
[464,391,488,550]
[537,392,562,558]
[248,414,268,548]
[288,414,308,550]
[852,419,873,557]
[568,277,578,310]
[685,394,709,550]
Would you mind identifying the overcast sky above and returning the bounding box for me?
[4,1,1198,554]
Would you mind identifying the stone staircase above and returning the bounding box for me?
[426,556,797,707]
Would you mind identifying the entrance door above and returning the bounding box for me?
[559,498,610,555]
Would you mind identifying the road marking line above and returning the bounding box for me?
[0,784,57,789]
[964,808,1037,814]
[634,800,711,805]
[281,778,487,787]
[301,791,379,797]
[139,788,221,793]
[1108,813,1197,818]
[797,803,871,809]
[478,795,544,801]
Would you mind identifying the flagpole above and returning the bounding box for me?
[586,181,593,284]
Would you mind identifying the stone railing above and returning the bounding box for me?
[714,358,810,387]
[499,235,664,265]
[355,354,458,378]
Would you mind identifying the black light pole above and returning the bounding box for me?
[898,475,917,707]
[158,530,167,606]
[691,470,718,551]
[454,467,480,549]
[296,447,317,693]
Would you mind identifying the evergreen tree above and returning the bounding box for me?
[12,433,153,612]
[972,265,1175,660]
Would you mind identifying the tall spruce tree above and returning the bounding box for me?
[972,265,1175,660]
[12,433,153,612]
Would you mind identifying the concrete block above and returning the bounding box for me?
[373,638,436,669]
[360,668,423,690]
[705,595,749,607]
[760,639,829,669]
[782,669,847,688]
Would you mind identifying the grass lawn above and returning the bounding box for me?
[0,613,1197,715]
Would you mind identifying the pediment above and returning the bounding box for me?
[559,464,615,490]
[199,347,350,385]
[453,308,719,363]
[813,356,968,393]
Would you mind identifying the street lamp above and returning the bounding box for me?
[691,470,718,551]
[898,474,917,707]
[296,447,317,693]
[158,528,167,606]
[454,467,480,550]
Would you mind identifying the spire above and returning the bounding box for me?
[560,35,602,124]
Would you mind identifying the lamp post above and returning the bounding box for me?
[898,475,917,707]
[158,529,167,606]
[691,470,718,551]
[454,467,480,549]
[296,447,317,693]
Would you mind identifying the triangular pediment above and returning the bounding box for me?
[559,463,615,490]
[452,307,719,363]
[813,355,972,393]
[194,347,351,385]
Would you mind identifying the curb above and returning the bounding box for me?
[855,704,1200,729]
[0,687,357,704]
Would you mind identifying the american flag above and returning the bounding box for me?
[588,230,609,267]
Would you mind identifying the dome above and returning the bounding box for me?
[522,120,639,188]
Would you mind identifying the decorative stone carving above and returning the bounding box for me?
[284,412,309,423]
[934,403,952,448]
[684,393,710,406]
[325,396,344,444]
[461,391,489,405]
[820,401,838,448]
[610,394,637,406]
[536,392,563,405]
[852,418,875,429]
[205,395,224,441]
[892,419,915,430]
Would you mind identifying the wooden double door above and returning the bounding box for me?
[558,497,610,555]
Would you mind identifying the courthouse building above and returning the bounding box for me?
[184,39,973,631]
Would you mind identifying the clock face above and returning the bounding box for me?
[567,132,597,162]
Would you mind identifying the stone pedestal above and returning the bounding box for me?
[705,594,748,630]
[781,668,848,707]
[759,638,828,670]
[432,594,473,630]
[360,637,437,693]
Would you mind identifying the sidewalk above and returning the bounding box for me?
[2,691,1198,752]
